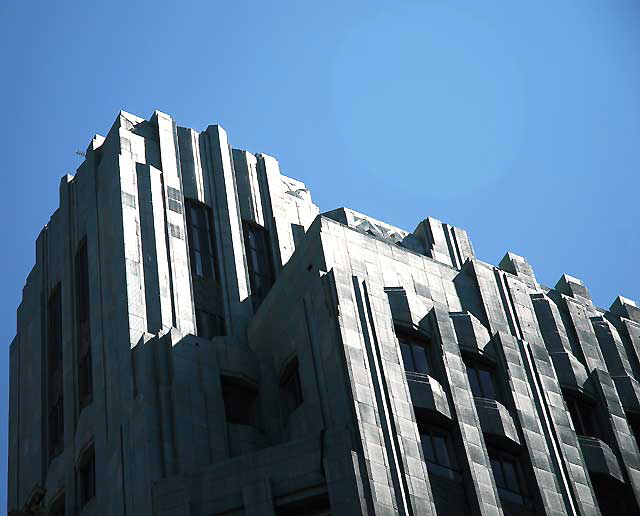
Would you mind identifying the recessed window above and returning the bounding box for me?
[396,330,432,376]
[48,286,63,374]
[488,447,527,505]
[280,357,303,418]
[47,397,64,462]
[463,357,497,400]
[418,424,457,479]
[590,471,637,515]
[47,285,64,462]
[563,391,601,440]
[167,186,183,214]
[275,493,331,516]
[77,445,96,508]
[195,308,225,339]
[75,237,93,411]
[243,221,274,307]
[628,414,640,450]
[221,377,258,426]
[186,200,218,280]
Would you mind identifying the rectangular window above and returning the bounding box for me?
[242,221,274,307]
[464,359,497,400]
[47,286,64,462]
[195,308,225,339]
[418,424,457,479]
[397,330,432,376]
[48,287,63,379]
[280,358,303,419]
[564,391,601,439]
[221,377,258,426]
[488,448,527,505]
[75,238,93,411]
[47,398,64,462]
[275,494,331,516]
[78,445,96,508]
[167,186,183,214]
[186,201,218,280]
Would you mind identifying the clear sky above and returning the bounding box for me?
[1,0,639,507]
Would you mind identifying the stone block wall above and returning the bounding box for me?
[8,110,640,516]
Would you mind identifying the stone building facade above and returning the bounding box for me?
[7,110,640,516]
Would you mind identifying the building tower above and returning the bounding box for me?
[8,111,640,515]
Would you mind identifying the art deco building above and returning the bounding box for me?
[7,111,640,516]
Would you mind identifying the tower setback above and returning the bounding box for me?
[8,111,640,516]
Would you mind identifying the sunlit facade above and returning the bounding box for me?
[8,111,640,516]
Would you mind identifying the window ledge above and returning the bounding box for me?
[578,435,625,482]
[407,374,451,421]
[475,398,520,447]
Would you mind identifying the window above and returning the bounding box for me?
[463,358,497,400]
[47,398,64,462]
[195,308,225,339]
[48,288,63,372]
[75,238,92,411]
[185,200,218,280]
[276,494,331,516]
[48,492,65,516]
[47,286,64,462]
[77,445,96,508]
[488,448,527,505]
[280,358,303,418]
[167,186,183,214]
[221,377,258,426]
[591,472,637,516]
[397,330,432,376]
[628,415,640,450]
[243,221,274,307]
[564,391,601,439]
[418,424,457,478]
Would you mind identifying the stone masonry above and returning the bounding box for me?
[7,111,640,515]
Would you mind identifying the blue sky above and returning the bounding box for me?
[1,0,639,507]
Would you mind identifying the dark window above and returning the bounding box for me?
[418,424,457,478]
[628,415,640,451]
[488,448,527,505]
[78,445,96,508]
[185,200,218,280]
[169,223,182,239]
[591,473,638,516]
[464,359,497,400]
[397,331,432,376]
[48,287,63,381]
[167,186,183,214]
[276,494,331,516]
[168,199,183,213]
[75,238,93,411]
[280,358,303,418]
[48,492,65,516]
[47,398,64,462]
[167,186,182,202]
[47,286,64,462]
[564,391,601,439]
[242,221,274,307]
[195,308,225,339]
[221,377,258,426]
